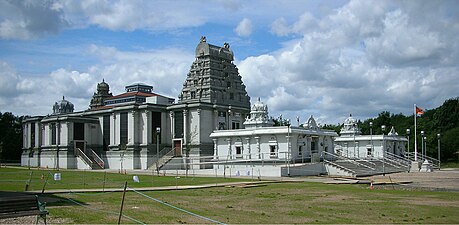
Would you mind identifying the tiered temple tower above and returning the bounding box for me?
[178,36,250,108]
[168,36,251,163]
[89,79,113,110]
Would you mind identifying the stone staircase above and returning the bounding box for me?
[325,159,409,177]
[75,147,104,169]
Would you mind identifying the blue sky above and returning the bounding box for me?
[1,0,458,124]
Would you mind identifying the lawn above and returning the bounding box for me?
[0,167,247,192]
[2,167,459,224]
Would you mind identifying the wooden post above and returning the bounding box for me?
[41,173,49,194]
[102,171,107,192]
[118,181,128,225]
[25,171,33,191]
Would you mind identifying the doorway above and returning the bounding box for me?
[173,139,182,156]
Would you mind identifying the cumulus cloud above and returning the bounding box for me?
[0,0,68,39]
[235,18,253,37]
[0,44,194,116]
[240,0,459,124]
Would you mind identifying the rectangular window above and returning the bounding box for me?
[152,111,161,144]
[298,146,302,156]
[230,93,234,100]
[235,146,242,158]
[30,123,35,148]
[51,123,57,145]
[232,121,240,129]
[103,115,110,150]
[120,112,128,145]
[367,147,372,157]
[74,122,85,140]
[270,145,277,157]
[174,111,183,138]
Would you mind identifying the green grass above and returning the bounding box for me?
[0,167,247,192]
[45,182,459,224]
[441,162,459,168]
[2,167,459,224]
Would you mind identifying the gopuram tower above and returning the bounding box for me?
[168,36,251,164]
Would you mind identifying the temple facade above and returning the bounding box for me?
[21,37,251,171]
[209,98,338,177]
[334,114,408,159]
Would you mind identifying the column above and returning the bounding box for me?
[255,136,260,159]
[170,111,175,140]
[129,110,136,145]
[183,109,188,145]
[226,138,232,159]
[245,137,251,159]
[196,109,201,143]
[111,113,116,146]
[144,110,151,145]
[213,138,218,160]
[213,109,218,130]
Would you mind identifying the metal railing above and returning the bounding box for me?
[322,151,375,171]
[87,148,104,169]
[323,158,356,175]
[75,148,93,168]
[406,152,440,169]
[385,152,410,169]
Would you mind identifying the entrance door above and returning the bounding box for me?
[74,141,86,155]
[174,140,182,156]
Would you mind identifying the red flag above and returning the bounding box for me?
[416,106,424,115]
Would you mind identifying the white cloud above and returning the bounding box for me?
[240,0,459,123]
[235,18,253,37]
[0,44,194,116]
[0,0,68,40]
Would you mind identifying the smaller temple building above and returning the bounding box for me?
[334,115,408,159]
[208,98,338,177]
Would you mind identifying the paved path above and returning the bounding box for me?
[26,180,282,194]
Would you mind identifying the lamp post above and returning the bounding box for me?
[406,128,410,158]
[437,133,441,170]
[421,131,425,161]
[424,136,427,161]
[369,122,373,158]
[381,125,386,175]
[156,127,161,176]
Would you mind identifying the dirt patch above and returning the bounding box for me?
[0,215,73,224]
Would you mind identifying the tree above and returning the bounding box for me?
[0,112,24,162]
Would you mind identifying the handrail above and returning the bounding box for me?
[406,152,439,169]
[75,148,93,168]
[322,151,375,171]
[384,152,410,169]
[386,152,410,164]
[87,148,104,169]
[323,159,356,175]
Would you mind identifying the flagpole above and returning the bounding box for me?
[414,104,418,161]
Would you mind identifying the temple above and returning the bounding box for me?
[21,37,424,177]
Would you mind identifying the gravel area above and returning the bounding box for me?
[0,215,72,224]
[370,169,459,191]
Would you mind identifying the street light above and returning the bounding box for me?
[421,130,425,161]
[437,133,441,170]
[423,136,427,161]
[381,125,386,175]
[406,128,410,158]
[156,127,161,175]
